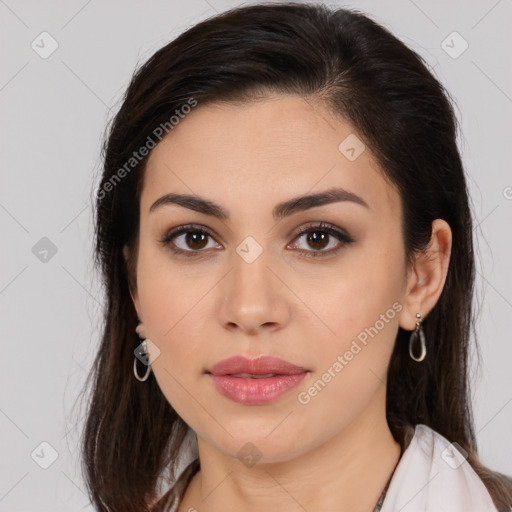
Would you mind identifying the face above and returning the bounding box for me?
[127,95,411,463]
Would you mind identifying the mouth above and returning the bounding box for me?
[228,372,279,379]
[207,355,308,376]
[206,355,309,405]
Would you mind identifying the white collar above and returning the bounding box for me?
[381,424,498,512]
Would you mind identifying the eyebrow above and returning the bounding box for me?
[149,186,369,221]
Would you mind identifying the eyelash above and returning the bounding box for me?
[159,221,354,259]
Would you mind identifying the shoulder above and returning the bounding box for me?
[381,424,499,512]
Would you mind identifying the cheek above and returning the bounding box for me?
[141,280,211,423]
[304,260,402,348]
[294,289,401,436]
[296,244,403,401]
[137,241,204,336]
[135,249,210,382]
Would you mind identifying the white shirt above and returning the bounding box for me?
[167,424,499,512]
[381,424,499,512]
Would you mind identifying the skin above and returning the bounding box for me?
[124,95,452,512]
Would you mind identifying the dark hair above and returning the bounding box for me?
[81,2,512,511]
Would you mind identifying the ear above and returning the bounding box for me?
[123,244,142,320]
[398,219,452,330]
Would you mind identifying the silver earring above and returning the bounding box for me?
[409,313,426,362]
[134,337,152,382]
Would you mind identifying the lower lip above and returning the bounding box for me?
[208,372,307,405]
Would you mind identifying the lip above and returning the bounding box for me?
[208,355,307,376]
[207,355,309,405]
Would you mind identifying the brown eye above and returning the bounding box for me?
[160,225,221,255]
[304,231,330,251]
[290,222,354,258]
[183,231,209,250]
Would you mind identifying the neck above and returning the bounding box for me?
[179,386,401,512]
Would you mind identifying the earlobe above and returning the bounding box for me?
[399,219,452,330]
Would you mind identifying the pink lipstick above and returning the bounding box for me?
[207,355,308,405]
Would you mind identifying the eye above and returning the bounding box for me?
[159,224,221,256]
[288,221,354,258]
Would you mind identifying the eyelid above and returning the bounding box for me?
[291,221,353,242]
[287,221,354,257]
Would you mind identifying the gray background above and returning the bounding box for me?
[1,0,511,510]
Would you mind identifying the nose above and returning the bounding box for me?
[216,245,291,335]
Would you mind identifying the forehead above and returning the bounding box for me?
[141,96,400,220]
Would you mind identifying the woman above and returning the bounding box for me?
[81,3,512,511]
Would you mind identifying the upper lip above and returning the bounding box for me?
[207,355,308,376]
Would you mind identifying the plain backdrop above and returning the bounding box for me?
[1,0,511,510]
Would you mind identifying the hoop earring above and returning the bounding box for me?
[134,338,152,382]
[409,313,426,362]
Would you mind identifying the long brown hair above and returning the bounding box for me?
[80,3,512,511]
